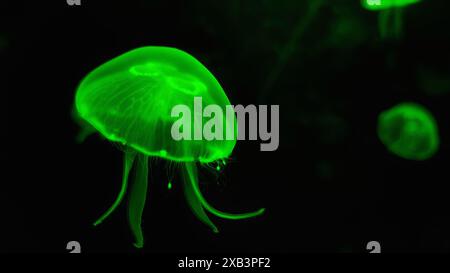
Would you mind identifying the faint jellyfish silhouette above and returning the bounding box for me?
[362,0,421,40]
[377,102,439,160]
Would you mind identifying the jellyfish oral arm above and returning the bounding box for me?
[182,162,265,232]
[91,151,150,249]
[182,165,219,233]
[128,154,149,248]
[93,151,136,226]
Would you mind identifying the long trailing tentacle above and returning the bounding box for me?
[183,162,265,232]
[127,154,149,248]
[93,151,136,226]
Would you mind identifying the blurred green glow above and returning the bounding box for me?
[362,0,420,40]
[377,102,440,160]
[362,0,420,11]
[74,46,264,248]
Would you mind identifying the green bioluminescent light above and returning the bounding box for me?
[377,102,440,161]
[362,0,420,10]
[361,0,421,40]
[74,46,265,248]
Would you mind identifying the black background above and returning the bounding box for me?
[2,0,450,253]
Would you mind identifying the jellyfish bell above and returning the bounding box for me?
[377,102,440,161]
[74,46,264,248]
[75,46,235,162]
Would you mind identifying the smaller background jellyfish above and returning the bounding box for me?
[361,0,421,40]
[377,102,440,160]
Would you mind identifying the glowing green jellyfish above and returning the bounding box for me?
[377,102,440,160]
[74,46,265,248]
[361,0,421,40]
